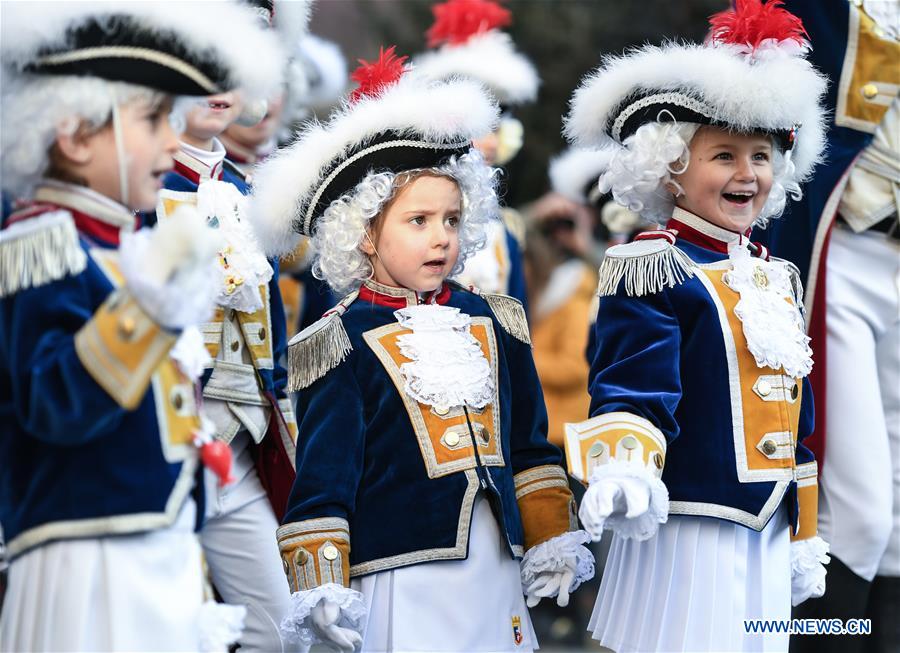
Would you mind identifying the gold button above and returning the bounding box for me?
[653,452,664,469]
[588,442,605,458]
[294,549,308,565]
[445,432,461,447]
[621,435,638,450]
[753,266,769,289]
[118,316,136,340]
[322,544,339,561]
[791,383,799,400]
[435,406,450,416]
[762,440,777,456]
[172,393,184,411]
[230,340,240,352]
[757,380,772,397]
[862,83,879,99]
[259,327,266,341]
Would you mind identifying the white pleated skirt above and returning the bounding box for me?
[350,495,537,653]
[0,501,210,652]
[589,507,791,653]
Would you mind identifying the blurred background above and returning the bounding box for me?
[309,0,726,208]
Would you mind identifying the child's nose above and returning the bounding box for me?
[735,157,756,181]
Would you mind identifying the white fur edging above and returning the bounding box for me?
[281,583,366,648]
[520,530,595,595]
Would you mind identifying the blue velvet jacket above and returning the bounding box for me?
[569,208,819,540]
[276,280,576,592]
[0,182,202,559]
[156,145,297,515]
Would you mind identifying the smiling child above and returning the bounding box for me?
[562,1,831,651]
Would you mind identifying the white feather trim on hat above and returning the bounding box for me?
[273,0,313,51]
[294,34,349,110]
[549,147,616,205]
[0,1,285,101]
[563,42,827,181]
[248,75,499,257]
[411,31,538,107]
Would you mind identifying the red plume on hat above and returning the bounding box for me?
[426,0,511,48]
[349,45,408,103]
[707,0,809,54]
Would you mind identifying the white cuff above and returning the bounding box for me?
[281,583,366,647]
[520,530,595,594]
[791,536,830,606]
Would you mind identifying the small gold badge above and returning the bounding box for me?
[752,266,769,289]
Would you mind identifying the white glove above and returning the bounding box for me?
[791,536,830,606]
[310,599,363,652]
[580,461,668,542]
[119,205,223,329]
[520,531,595,608]
[525,568,576,608]
[281,583,366,652]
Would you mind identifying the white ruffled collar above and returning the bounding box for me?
[394,304,494,411]
[725,242,812,378]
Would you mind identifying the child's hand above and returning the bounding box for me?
[579,461,669,542]
[525,569,575,608]
[310,599,363,652]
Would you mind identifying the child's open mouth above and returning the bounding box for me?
[722,191,755,206]
[208,100,232,111]
[423,259,445,271]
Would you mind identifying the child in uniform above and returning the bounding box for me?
[248,47,594,653]
[0,2,282,650]
[562,1,831,651]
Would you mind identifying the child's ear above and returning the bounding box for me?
[360,229,377,256]
[54,122,95,166]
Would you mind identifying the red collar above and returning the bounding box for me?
[9,182,137,247]
[358,280,452,308]
[173,157,224,184]
[666,207,768,260]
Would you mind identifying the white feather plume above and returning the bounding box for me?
[248,75,499,257]
[0,1,286,101]
[411,31,539,107]
[563,42,827,181]
[549,147,617,205]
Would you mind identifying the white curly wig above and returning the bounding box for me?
[600,119,802,228]
[313,149,499,295]
[0,74,167,198]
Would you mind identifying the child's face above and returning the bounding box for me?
[184,91,243,142]
[223,93,284,149]
[363,174,462,293]
[70,96,179,212]
[672,126,774,233]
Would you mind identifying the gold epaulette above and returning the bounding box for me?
[286,290,357,391]
[596,236,696,298]
[501,207,527,249]
[481,290,531,346]
[0,210,87,298]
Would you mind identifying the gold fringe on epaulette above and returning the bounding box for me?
[0,211,87,298]
[596,244,696,298]
[287,312,352,391]
[483,293,531,345]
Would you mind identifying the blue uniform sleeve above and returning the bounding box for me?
[1,273,127,445]
[588,286,682,444]
[267,258,289,399]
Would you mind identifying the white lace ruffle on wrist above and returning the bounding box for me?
[198,600,246,653]
[169,325,212,380]
[791,536,830,606]
[281,583,366,647]
[586,459,669,541]
[724,243,813,379]
[197,180,273,314]
[520,530,595,594]
[394,304,494,411]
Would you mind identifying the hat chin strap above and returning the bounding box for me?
[109,87,130,208]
